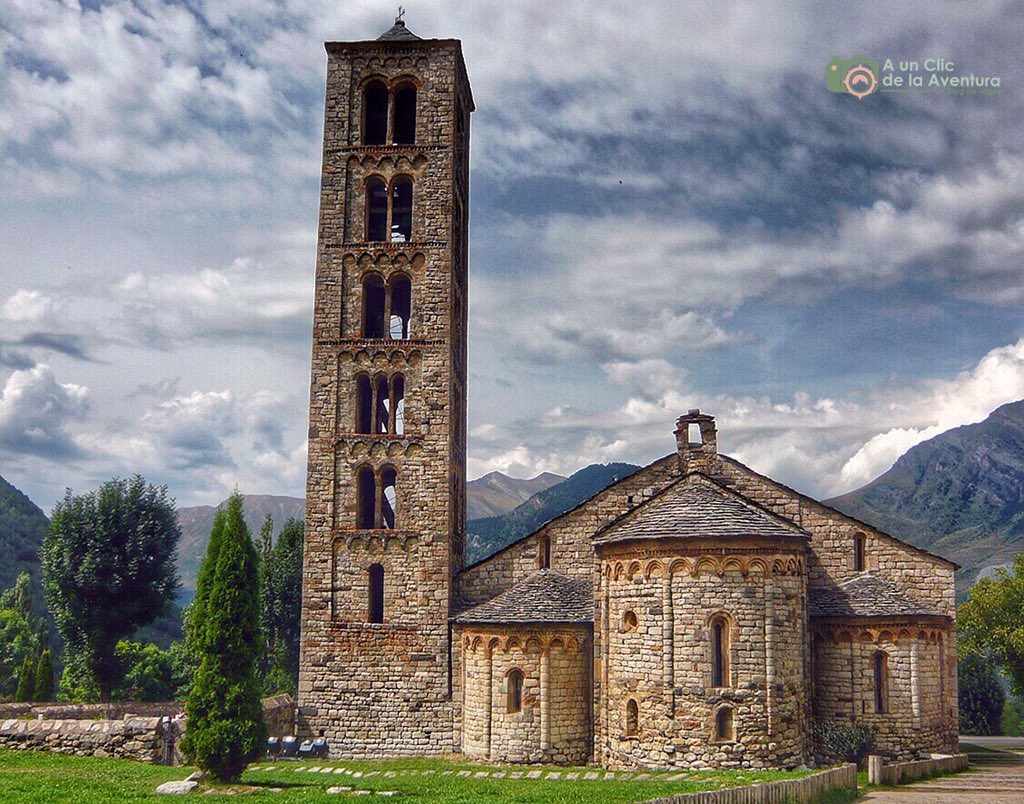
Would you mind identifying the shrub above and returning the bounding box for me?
[818,720,876,764]
[14,654,35,702]
[33,650,54,702]
[180,494,266,782]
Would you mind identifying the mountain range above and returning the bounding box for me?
[826,399,1024,596]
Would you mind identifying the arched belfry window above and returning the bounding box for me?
[368,563,384,623]
[356,466,376,529]
[393,82,417,144]
[506,668,524,714]
[625,698,639,736]
[380,466,398,529]
[391,177,413,242]
[362,274,386,338]
[374,375,390,434]
[355,374,373,434]
[366,178,389,242]
[388,274,411,339]
[392,374,405,434]
[710,614,731,687]
[854,532,867,572]
[363,81,388,145]
[873,651,889,714]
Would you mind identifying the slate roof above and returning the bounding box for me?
[378,19,422,41]
[454,571,593,624]
[809,573,942,618]
[593,477,807,545]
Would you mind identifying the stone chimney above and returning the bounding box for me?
[674,409,720,474]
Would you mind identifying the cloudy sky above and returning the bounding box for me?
[1,1,1023,511]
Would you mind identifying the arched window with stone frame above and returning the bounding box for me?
[362,80,388,145]
[873,650,889,714]
[854,532,867,572]
[709,612,732,688]
[625,698,639,737]
[365,177,389,242]
[361,272,387,337]
[392,81,417,144]
[537,534,551,569]
[506,668,524,714]
[356,465,376,530]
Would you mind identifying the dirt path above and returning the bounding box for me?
[860,743,1024,802]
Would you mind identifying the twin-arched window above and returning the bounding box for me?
[356,465,399,529]
[362,80,417,145]
[362,273,411,339]
[366,176,413,243]
[355,373,405,435]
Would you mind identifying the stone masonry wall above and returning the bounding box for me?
[0,715,173,763]
[812,621,958,760]
[457,625,591,765]
[598,545,809,770]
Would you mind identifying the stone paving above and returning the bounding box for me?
[861,743,1024,803]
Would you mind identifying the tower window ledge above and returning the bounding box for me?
[329,144,443,155]
[339,241,448,249]
[339,337,440,345]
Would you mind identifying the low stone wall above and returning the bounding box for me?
[641,763,857,804]
[0,715,179,763]
[0,702,183,720]
[868,753,969,786]
[262,694,295,738]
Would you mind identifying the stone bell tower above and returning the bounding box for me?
[298,15,473,756]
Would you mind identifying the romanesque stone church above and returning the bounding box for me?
[297,18,959,770]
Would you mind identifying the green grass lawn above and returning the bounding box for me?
[0,748,823,802]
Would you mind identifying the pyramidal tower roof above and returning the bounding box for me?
[378,14,422,41]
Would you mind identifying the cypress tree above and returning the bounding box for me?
[33,649,54,702]
[181,493,266,782]
[186,508,227,655]
[15,654,35,702]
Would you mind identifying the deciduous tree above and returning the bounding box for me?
[41,476,180,702]
[959,554,1024,697]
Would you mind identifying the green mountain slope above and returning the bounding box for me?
[466,462,642,565]
[826,400,1024,593]
[0,474,50,607]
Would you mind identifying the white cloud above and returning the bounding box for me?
[0,364,89,458]
[1,289,53,322]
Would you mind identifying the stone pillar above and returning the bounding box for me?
[910,641,921,728]
[540,648,550,752]
[484,646,493,758]
[662,574,674,717]
[868,755,884,786]
[765,575,775,735]
[601,571,610,764]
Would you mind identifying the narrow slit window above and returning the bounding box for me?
[391,177,413,242]
[854,533,867,572]
[368,563,384,623]
[380,467,397,529]
[363,81,388,145]
[392,374,405,435]
[389,275,411,339]
[375,375,390,434]
[362,274,386,338]
[711,616,730,687]
[625,699,639,736]
[356,466,376,529]
[355,374,373,433]
[366,178,389,242]
[538,534,551,569]
[393,83,416,144]
[874,651,888,714]
[506,668,524,714]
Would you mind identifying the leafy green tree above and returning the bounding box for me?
[58,647,99,702]
[42,476,180,702]
[1003,695,1024,737]
[15,653,35,702]
[958,652,1005,735]
[260,518,303,696]
[0,604,39,700]
[0,573,32,621]
[116,641,178,702]
[33,649,54,702]
[959,554,1024,697]
[181,493,266,782]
